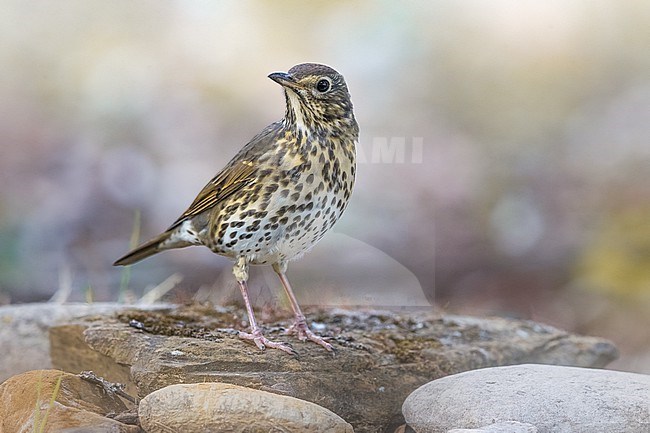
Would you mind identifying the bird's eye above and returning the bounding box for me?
[316,78,331,92]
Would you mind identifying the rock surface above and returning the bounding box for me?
[0,369,140,433]
[447,421,538,432]
[139,382,353,433]
[49,304,618,432]
[0,302,167,382]
[403,364,650,433]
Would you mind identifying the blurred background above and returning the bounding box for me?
[0,1,648,372]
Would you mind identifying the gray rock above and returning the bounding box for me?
[138,382,353,433]
[0,302,169,383]
[447,421,538,432]
[0,303,131,382]
[49,305,618,432]
[394,425,417,433]
[403,364,650,433]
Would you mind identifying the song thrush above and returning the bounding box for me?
[114,63,358,354]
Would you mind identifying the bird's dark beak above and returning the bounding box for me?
[268,72,299,89]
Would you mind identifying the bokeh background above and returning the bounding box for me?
[1,1,648,372]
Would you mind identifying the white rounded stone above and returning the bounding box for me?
[403,364,649,433]
[447,421,538,432]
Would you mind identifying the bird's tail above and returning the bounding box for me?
[113,231,173,266]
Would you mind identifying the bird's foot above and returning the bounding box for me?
[238,328,296,355]
[286,320,334,352]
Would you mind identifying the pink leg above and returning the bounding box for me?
[234,259,295,355]
[273,263,334,352]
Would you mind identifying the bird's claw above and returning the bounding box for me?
[286,321,334,352]
[238,329,297,356]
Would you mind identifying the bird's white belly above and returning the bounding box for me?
[215,187,344,265]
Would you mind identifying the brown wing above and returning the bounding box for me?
[166,121,283,230]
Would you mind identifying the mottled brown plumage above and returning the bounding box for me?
[114,63,358,354]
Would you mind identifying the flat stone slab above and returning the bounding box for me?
[0,302,164,382]
[49,304,618,433]
[0,302,172,382]
[403,364,650,433]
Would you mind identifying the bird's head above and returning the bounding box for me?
[269,63,356,133]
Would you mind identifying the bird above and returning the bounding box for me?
[114,63,358,355]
